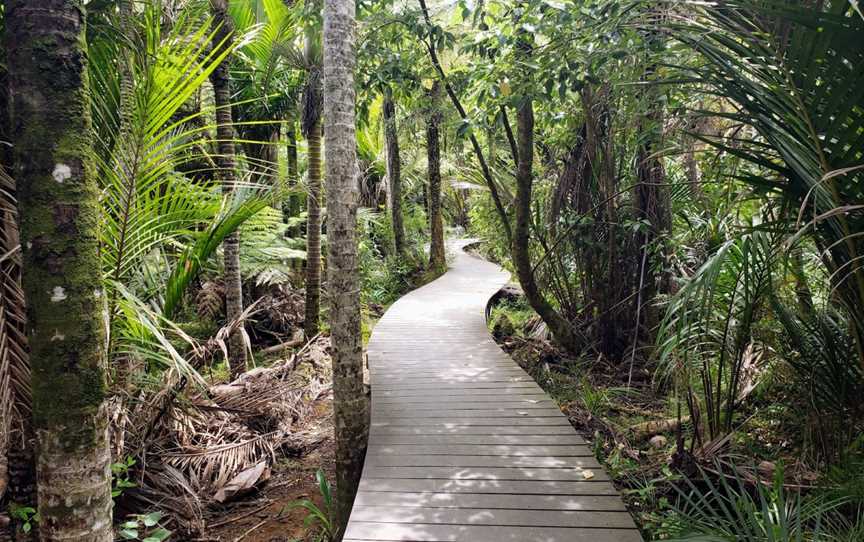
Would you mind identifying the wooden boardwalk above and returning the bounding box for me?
[344,240,642,542]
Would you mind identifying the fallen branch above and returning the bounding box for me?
[233,519,268,542]
[628,416,690,442]
[261,330,305,355]
[208,500,271,529]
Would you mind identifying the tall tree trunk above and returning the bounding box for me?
[323,0,366,535]
[210,0,247,379]
[426,82,446,272]
[283,115,300,225]
[417,0,511,244]
[633,39,671,341]
[7,2,113,539]
[303,119,323,339]
[302,1,324,339]
[382,88,405,255]
[512,97,581,353]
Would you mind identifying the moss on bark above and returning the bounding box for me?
[6,1,113,539]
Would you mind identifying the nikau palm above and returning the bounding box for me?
[303,0,324,339]
[7,1,113,539]
[323,0,366,532]
[210,0,248,378]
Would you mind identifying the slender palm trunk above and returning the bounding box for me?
[324,0,366,534]
[304,120,323,338]
[426,82,446,272]
[210,0,247,379]
[7,2,113,539]
[382,89,405,255]
[302,0,324,339]
[283,116,300,225]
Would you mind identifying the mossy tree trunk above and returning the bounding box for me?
[323,0,367,535]
[426,82,446,272]
[382,88,405,255]
[7,2,113,539]
[209,0,247,379]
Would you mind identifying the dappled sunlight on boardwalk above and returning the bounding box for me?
[344,239,642,542]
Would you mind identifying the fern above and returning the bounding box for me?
[239,206,306,287]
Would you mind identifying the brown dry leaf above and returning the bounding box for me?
[213,462,271,503]
[581,469,595,480]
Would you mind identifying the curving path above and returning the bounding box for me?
[344,240,642,542]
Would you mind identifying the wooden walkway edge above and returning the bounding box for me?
[344,239,642,542]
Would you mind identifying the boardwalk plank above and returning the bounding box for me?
[362,465,608,481]
[358,478,620,495]
[367,444,592,456]
[352,492,628,511]
[369,434,586,445]
[343,523,642,542]
[350,507,635,528]
[369,425,578,436]
[366,455,598,469]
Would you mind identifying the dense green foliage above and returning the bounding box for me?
[1,0,862,540]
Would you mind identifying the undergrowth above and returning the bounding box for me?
[487,295,864,541]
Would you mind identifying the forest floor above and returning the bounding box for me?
[487,289,820,539]
[201,396,335,542]
[190,261,438,541]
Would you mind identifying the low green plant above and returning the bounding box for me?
[8,502,39,534]
[118,511,171,542]
[285,469,334,542]
[668,463,849,541]
[112,455,137,498]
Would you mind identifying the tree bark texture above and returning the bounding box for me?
[303,120,323,339]
[512,98,581,354]
[302,0,324,340]
[382,89,405,255]
[6,2,113,539]
[324,0,367,535]
[283,116,300,225]
[210,0,248,379]
[426,82,446,272]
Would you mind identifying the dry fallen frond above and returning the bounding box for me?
[118,333,332,535]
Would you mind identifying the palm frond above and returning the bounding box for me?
[657,225,778,440]
[0,165,29,500]
[672,0,864,368]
